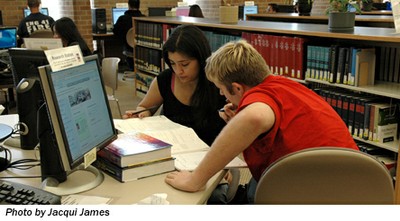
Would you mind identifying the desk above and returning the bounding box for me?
[0,73,15,115]
[360,10,392,15]
[0,115,226,204]
[92,32,125,61]
[246,13,395,28]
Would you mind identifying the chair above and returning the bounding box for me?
[101,57,122,118]
[122,28,135,81]
[254,147,395,204]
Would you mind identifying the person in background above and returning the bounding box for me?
[266,3,278,13]
[188,4,204,18]
[124,24,225,147]
[17,0,55,46]
[113,0,145,70]
[165,40,359,204]
[51,17,92,56]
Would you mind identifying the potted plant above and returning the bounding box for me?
[297,0,313,16]
[325,0,362,32]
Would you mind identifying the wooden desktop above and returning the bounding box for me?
[0,115,226,205]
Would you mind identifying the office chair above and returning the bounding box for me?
[122,28,135,81]
[101,57,122,118]
[254,147,395,204]
[29,29,54,38]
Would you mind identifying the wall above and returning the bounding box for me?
[0,0,332,51]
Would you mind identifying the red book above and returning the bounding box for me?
[294,37,306,79]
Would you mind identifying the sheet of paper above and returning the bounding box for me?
[393,0,400,33]
[113,116,183,133]
[174,150,248,171]
[134,193,169,205]
[113,116,209,154]
[62,195,112,205]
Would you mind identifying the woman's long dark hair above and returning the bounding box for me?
[162,25,221,127]
[51,17,91,55]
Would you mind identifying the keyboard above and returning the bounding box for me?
[0,179,61,205]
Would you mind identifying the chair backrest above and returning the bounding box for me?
[29,29,54,38]
[255,147,395,204]
[101,57,120,93]
[126,28,135,48]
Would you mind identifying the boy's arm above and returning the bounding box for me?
[165,102,275,192]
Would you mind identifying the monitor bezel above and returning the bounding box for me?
[38,55,117,172]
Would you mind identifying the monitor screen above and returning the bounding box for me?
[0,27,17,49]
[112,7,127,25]
[23,7,49,17]
[8,48,49,149]
[38,55,117,195]
[241,5,258,21]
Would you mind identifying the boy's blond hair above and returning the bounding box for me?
[205,40,271,93]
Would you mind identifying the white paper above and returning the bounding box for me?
[44,45,84,72]
[23,38,63,50]
[135,193,169,205]
[392,0,400,33]
[62,194,112,205]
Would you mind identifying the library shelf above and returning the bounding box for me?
[131,17,400,201]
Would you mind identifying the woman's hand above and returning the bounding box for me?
[122,109,152,119]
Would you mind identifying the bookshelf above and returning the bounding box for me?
[131,16,400,202]
[246,13,394,28]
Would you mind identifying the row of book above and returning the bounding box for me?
[241,32,306,80]
[314,88,399,144]
[306,45,376,87]
[135,21,400,86]
[376,46,400,84]
[95,132,175,182]
[134,46,162,74]
[136,22,163,48]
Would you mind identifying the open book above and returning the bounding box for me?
[113,116,247,170]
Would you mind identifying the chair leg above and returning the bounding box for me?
[226,168,241,203]
[115,99,123,119]
[122,71,135,81]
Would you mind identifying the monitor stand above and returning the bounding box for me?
[41,164,104,196]
[3,136,21,148]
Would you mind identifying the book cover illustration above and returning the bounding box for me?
[104,132,172,157]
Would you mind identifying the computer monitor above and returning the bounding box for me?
[111,7,127,25]
[148,7,172,16]
[8,48,49,149]
[38,55,117,195]
[0,27,17,49]
[176,6,190,16]
[239,5,258,21]
[23,7,49,17]
[277,4,295,13]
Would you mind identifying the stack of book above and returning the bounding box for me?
[95,132,175,182]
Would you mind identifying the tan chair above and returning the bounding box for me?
[255,147,395,204]
[29,29,54,38]
[101,57,122,118]
[122,28,135,81]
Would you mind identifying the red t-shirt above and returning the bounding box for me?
[238,75,358,181]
